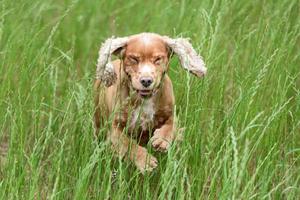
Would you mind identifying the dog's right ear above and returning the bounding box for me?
[96,36,129,87]
[162,36,207,78]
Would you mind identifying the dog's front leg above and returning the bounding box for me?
[109,124,158,173]
[151,117,175,152]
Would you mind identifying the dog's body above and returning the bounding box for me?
[94,33,206,172]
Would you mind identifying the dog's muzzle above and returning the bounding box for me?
[136,89,153,98]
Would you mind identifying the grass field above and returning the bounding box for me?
[0,0,299,199]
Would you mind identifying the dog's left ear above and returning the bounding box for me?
[162,36,207,77]
[96,36,129,87]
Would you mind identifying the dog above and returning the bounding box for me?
[94,33,206,173]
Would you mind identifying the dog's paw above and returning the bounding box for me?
[150,129,172,152]
[134,147,158,173]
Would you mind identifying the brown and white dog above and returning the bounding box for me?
[94,33,206,173]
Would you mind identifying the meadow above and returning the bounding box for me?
[0,0,299,199]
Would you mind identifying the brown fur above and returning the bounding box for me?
[94,33,206,173]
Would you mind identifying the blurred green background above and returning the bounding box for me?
[0,0,299,199]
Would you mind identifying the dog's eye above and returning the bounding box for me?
[128,56,139,64]
[154,57,163,65]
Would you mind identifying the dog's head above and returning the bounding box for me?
[96,33,207,98]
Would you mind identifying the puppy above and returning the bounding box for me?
[94,33,206,173]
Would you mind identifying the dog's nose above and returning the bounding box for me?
[140,77,153,88]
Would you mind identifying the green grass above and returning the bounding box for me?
[0,0,299,199]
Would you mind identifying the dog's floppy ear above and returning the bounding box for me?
[96,36,129,87]
[162,36,207,77]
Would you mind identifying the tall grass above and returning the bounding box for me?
[0,0,299,199]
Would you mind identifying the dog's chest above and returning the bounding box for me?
[130,99,155,131]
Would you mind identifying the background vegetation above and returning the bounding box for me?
[0,0,299,199]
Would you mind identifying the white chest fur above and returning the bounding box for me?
[130,99,155,131]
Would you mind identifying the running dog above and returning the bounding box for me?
[94,33,206,173]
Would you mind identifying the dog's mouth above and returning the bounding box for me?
[136,89,153,98]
